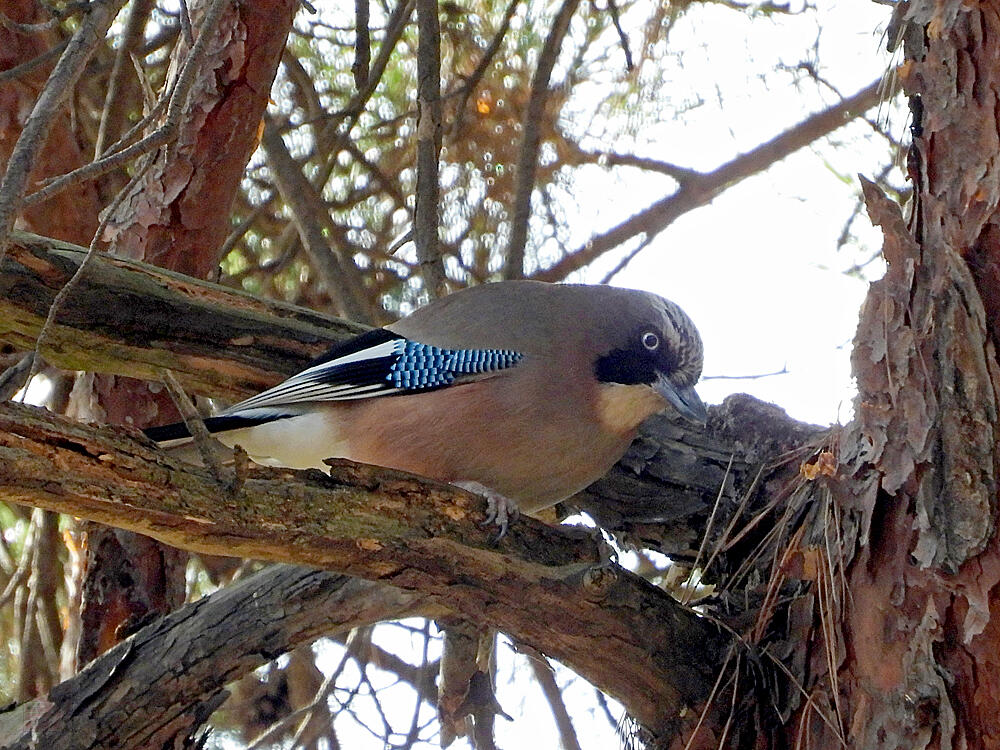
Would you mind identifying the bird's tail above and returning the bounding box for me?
[144,420,195,447]
[143,416,247,466]
[144,411,296,449]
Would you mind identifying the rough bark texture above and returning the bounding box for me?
[579,394,825,559]
[770,3,1000,748]
[73,0,297,669]
[102,0,298,276]
[75,527,188,665]
[0,0,100,245]
[0,231,365,401]
[0,400,730,736]
[8,3,999,735]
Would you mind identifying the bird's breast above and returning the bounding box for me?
[331,372,634,514]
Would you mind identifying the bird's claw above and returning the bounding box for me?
[454,481,519,540]
[482,494,520,539]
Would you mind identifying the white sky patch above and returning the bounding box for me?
[572,2,896,426]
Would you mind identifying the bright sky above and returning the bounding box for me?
[577,1,897,428]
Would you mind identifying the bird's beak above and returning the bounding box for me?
[654,373,708,425]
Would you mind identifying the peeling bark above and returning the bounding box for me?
[794,3,1000,748]
[103,0,298,276]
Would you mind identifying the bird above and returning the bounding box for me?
[145,280,706,531]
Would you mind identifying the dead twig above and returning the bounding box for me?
[605,0,633,71]
[0,517,35,610]
[261,120,376,324]
[0,8,63,34]
[523,647,583,750]
[0,40,66,83]
[506,0,582,279]
[703,366,790,381]
[178,0,195,47]
[25,102,171,208]
[22,0,230,209]
[448,0,520,137]
[353,0,370,90]
[23,153,157,391]
[414,0,446,296]
[318,0,414,142]
[682,454,735,605]
[158,369,227,482]
[94,0,155,157]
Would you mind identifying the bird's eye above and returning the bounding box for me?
[641,331,660,351]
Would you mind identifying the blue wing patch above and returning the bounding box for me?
[389,342,523,390]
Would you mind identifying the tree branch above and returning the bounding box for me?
[0,40,66,84]
[533,77,888,282]
[93,0,154,158]
[0,231,366,402]
[0,565,438,750]
[317,0,415,141]
[526,650,583,750]
[262,122,376,324]
[414,0,446,296]
[0,400,728,734]
[448,0,520,137]
[505,0,581,279]
[0,231,821,557]
[0,0,128,266]
[353,0,371,90]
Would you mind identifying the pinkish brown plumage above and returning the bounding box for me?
[146,280,705,520]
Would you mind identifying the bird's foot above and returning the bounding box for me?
[454,481,520,539]
[484,494,520,538]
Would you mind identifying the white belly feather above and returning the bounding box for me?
[214,409,351,470]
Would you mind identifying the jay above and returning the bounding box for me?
[146,280,706,529]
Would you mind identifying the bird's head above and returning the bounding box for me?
[591,290,706,428]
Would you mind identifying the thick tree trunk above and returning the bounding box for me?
[73,0,296,670]
[769,3,1000,748]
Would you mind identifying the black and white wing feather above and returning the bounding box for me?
[228,328,523,412]
[145,328,523,444]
